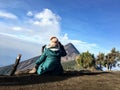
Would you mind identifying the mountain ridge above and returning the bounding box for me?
[0,43,79,75]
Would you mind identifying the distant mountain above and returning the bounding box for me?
[0,43,80,75]
[62,43,79,62]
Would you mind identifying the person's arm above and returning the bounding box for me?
[59,42,67,56]
[35,49,47,65]
[41,45,46,53]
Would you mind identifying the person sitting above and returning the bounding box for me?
[29,36,67,75]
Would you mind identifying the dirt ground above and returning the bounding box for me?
[0,71,120,90]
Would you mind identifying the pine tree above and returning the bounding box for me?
[105,48,120,70]
[96,53,105,70]
[75,51,96,69]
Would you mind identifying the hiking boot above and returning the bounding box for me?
[29,67,37,74]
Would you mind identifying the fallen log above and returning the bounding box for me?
[10,54,22,76]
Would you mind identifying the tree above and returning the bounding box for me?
[105,48,120,70]
[96,53,105,70]
[75,51,96,69]
[75,47,120,71]
[117,54,120,61]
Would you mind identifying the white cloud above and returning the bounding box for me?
[33,9,60,26]
[0,11,17,19]
[27,11,33,16]
[12,27,22,31]
[25,9,61,44]
[60,34,93,51]
[0,9,60,43]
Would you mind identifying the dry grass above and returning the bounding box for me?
[0,71,120,90]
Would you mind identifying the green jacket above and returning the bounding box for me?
[35,45,67,75]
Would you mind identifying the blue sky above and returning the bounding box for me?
[0,0,120,66]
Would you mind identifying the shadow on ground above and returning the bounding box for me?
[0,70,109,86]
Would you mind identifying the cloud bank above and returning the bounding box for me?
[0,9,96,45]
[0,10,17,19]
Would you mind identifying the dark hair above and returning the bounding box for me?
[50,36,58,40]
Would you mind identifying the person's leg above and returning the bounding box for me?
[29,64,39,74]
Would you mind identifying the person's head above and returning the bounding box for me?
[49,36,59,47]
